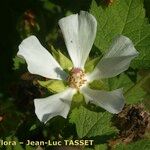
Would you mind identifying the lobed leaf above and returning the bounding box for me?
[90,0,150,69]
[69,106,118,138]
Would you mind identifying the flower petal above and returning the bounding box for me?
[59,11,97,68]
[34,88,76,123]
[18,35,67,80]
[87,35,139,80]
[81,86,124,114]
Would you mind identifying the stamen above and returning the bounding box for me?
[67,68,87,89]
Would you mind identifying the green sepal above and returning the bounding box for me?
[71,92,86,109]
[38,80,68,93]
[50,45,73,70]
[85,56,101,73]
[89,79,109,90]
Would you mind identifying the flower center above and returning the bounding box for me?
[67,68,87,89]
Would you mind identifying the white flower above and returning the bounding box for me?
[17,11,139,123]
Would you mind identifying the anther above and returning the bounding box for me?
[67,68,87,89]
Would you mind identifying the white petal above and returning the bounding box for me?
[87,35,139,80]
[18,35,67,80]
[34,88,76,123]
[81,86,124,114]
[59,11,97,68]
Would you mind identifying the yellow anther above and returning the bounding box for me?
[67,68,87,89]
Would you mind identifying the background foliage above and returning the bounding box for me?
[0,0,150,150]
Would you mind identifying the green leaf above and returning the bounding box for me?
[124,73,149,104]
[144,0,150,21]
[108,73,149,104]
[95,144,107,150]
[51,45,73,70]
[108,74,133,92]
[84,144,107,150]
[26,145,37,150]
[125,86,146,104]
[90,0,150,69]
[38,80,67,93]
[114,139,150,150]
[69,106,118,138]
[84,148,93,150]
[13,56,25,70]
